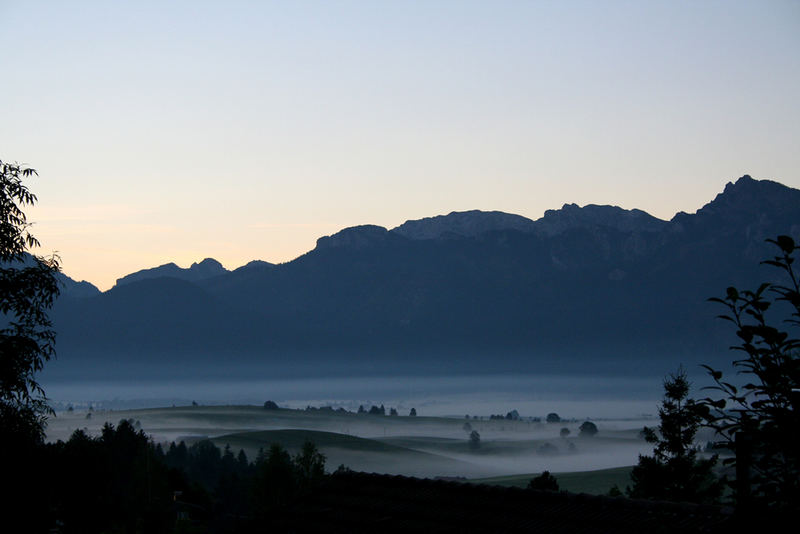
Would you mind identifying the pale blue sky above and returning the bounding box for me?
[2,0,798,289]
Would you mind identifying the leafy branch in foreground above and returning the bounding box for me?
[699,235,800,510]
[0,159,61,444]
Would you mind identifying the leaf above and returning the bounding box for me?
[736,329,754,342]
[699,364,723,381]
[757,282,772,294]
[753,300,771,312]
[776,235,796,253]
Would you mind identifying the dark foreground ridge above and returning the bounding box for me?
[269,471,732,533]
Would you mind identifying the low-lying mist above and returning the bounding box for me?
[44,372,667,416]
[42,370,728,480]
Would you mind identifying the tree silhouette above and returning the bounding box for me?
[700,235,800,512]
[528,471,559,491]
[578,421,598,437]
[469,430,481,449]
[0,159,60,444]
[628,368,723,504]
[253,443,296,513]
[294,440,326,486]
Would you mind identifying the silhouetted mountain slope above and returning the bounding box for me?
[2,254,101,298]
[114,257,228,287]
[49,175,800,377]
[533,203,667,237]
[392,210,537,239]
[53,277,261,367]
[56,273,101,299]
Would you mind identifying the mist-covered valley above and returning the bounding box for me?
[42,371,724,484]
[5,2,799,528]
[36,175,794,493]
[45,400,669,481]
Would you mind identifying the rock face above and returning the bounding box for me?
[188,258,226,278]
[533,204,667,237]
[315,225,392,250]
[49,175,800,377]
[391,203,666,241]
[672,175,800,237]
[114,257,228,287]
[692,175,798,219]
[57,274,101,298]
[392,210,537,240]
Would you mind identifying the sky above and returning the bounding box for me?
[2,0,799,290]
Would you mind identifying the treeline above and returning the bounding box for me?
[273,401,415,416]
[24,419,326,533]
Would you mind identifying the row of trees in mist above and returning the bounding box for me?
[265,400,419,416]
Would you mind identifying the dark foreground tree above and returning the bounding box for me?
[294,440,326,486]
[1,160,60,530]
[700,235,800,512]
[0,159,60,444]
[252,443,297,517]
[628,368,723,504]
[528,471,559,491]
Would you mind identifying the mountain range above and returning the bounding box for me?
[46,175,800,379]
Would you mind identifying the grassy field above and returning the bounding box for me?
[472,466,634,494]
[211,428,481,478]
[46,404,653,487]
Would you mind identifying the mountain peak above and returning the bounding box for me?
[534,203,666,236]
[238,259,274,270]
[725,174,754,189]
[189,258,226,275]
[56,272,101,298]
[192,257,222,267]
[687,175,800,220]
[115,258,229,287]
[392,210,536,240]
[315,225,390,250]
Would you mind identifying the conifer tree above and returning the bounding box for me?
[628,368,724,503]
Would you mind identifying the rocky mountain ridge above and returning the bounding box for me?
[78,175,793,291]
[46,175,800,379]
